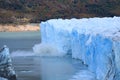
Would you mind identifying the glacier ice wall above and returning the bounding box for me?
[40,19,73,54]
[40,17,120,80]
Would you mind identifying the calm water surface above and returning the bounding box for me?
[0,31,87,80]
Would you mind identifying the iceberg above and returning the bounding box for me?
[39,17,120,80]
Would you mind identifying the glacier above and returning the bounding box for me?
[39,17,120,80]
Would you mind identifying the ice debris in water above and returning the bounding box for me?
[33,43,66,56]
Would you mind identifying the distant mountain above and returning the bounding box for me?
[0,0,120,24]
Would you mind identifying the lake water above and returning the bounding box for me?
[0,31,87,80]
[0,31,40,52]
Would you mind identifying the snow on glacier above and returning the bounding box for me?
[34,17,120,80]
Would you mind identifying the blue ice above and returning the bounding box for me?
[39,17,120,80]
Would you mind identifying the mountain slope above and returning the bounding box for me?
[0,0,120,24]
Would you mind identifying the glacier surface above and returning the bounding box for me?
[39,17,120,80]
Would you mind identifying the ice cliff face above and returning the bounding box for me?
[40,17,120,80]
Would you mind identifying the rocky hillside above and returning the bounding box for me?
[0,0,120,24]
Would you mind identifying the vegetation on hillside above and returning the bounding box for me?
[0,0,120,24]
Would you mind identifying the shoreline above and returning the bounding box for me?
[0,23,40,32]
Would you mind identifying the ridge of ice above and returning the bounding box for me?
[37,17,120,80]
[42,17,120,40]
